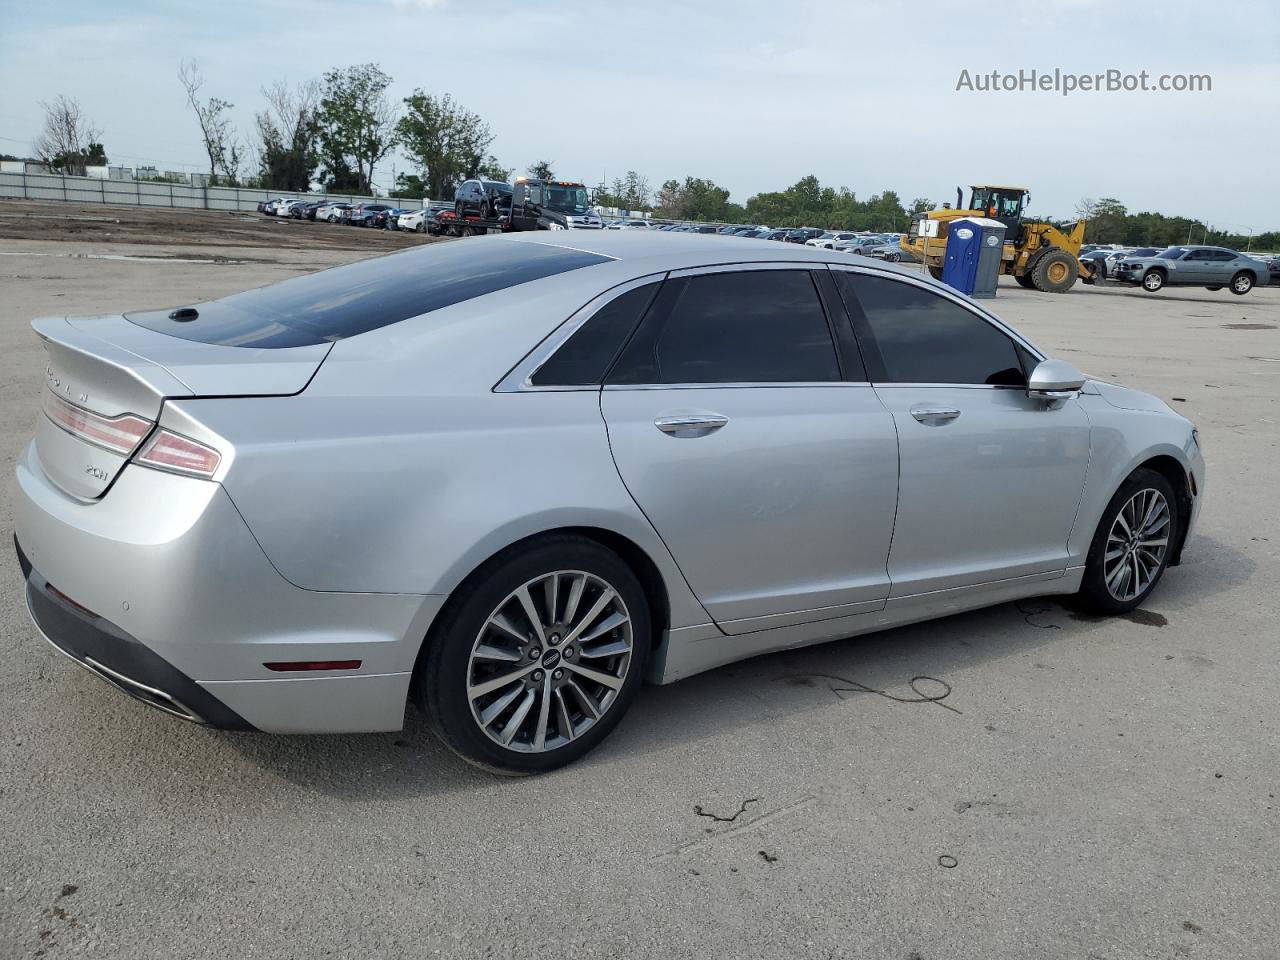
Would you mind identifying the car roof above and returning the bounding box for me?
[490,229,913,276]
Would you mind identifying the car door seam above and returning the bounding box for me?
[595,387,724,634]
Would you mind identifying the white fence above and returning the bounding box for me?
[0,171,428,212]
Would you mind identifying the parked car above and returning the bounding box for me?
[15,232,1204,774]
[397,208,432,233]
[256,200,273,214]
[278,200,309,218]
[868,242,917,263]
[764,229,791,241]
[1112,245,1269,294]
[321,203,352,223]
[296,201,328,221]
[455,179,513,219]
[348,203,395,227]
[263,198,294,216]
[373,207,409,230]
[832,237,883,255]
[807,231,859,249]
[785,227,824,243]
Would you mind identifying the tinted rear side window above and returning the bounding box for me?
[609,270,839,384]
[531,282,661,386]
[838,273,1024,385]
[125,241,609,348]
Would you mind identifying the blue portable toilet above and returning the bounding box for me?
[942,217,1006,298]
[941,219,982,295]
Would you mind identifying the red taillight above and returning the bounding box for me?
[135,429,222,478]
[263,660,362,672]
[43,389,153,456]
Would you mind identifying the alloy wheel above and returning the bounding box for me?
[466,571,633,753]
[1104,488,1171,601]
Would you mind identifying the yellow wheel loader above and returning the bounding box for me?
[901,186,1087,293]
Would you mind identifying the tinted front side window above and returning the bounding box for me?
[609,270,839,384]
[126,241,610,348]
[531,282,661,386]
[839,273,1024,386]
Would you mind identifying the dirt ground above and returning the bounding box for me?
[0,199,434,251]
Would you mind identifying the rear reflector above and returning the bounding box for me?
[263,660,362,672]
[135,429,222,478]
[43,388,153,456]
[46,583,98,618]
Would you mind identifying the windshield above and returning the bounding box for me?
[1158,248,1187,260]
[544,185,590,214]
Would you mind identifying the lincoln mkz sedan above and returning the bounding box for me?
[14,232,1204,773]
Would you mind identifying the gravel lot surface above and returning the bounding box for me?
[1,208,1277,959]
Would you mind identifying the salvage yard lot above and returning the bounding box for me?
[1,202,1278,959]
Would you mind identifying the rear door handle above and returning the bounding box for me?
[910,406,961,425]
[654,414,729,437]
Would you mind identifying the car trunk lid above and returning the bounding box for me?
[33,314,329,499]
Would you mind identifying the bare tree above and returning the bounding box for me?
[32,95,102,176]
[1075,197,1098,221]
[256,79,321,190]
[178,59,238,184]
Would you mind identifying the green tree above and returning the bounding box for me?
[396,91,495,200]
[527,159,554,180]
[317,64,397,194]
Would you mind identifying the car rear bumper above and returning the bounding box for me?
[14,440,440,733]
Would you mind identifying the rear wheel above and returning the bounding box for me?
[1030,249,1078,293]
[1142,269,1166,292]
[417,537,650,775]
[883,251,900,262]
[1230,271,1254,295]
[415,221,425,233]
[1078,468,1177,614]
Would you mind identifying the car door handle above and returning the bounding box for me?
[654,414,729,436]
[910,406,961,425]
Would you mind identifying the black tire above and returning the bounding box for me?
[883,252,900,262]
[1014,272,1036,289]
[1078,468,1178,614]
[927,265,944,281]
[1206,285,1223,291]
[416,536,651,775]
[1141,269,1166,292]
[1030,248,1078,293]
[1229,271,1254,295]
[415,221,425,233]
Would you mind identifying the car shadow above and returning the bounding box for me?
[205,534,1252,800]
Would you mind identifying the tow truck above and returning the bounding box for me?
[437,177,604,237]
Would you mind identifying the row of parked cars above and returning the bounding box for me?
[256,193,918,264]
[257,197,425,230]
[601,222,916,261]
[1079,244,1278,295]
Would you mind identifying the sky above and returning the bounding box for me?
[1,0,1276,230]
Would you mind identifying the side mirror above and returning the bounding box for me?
[1027,358,1086,402]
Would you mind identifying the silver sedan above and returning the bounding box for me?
[14,232,1205,773]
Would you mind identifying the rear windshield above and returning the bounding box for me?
[125,241,610,348]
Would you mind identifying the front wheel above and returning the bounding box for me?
[417,537,651,775]
[1230,271,1254,295]
[1078,468,1177,614]
[1142,269,1166,292]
